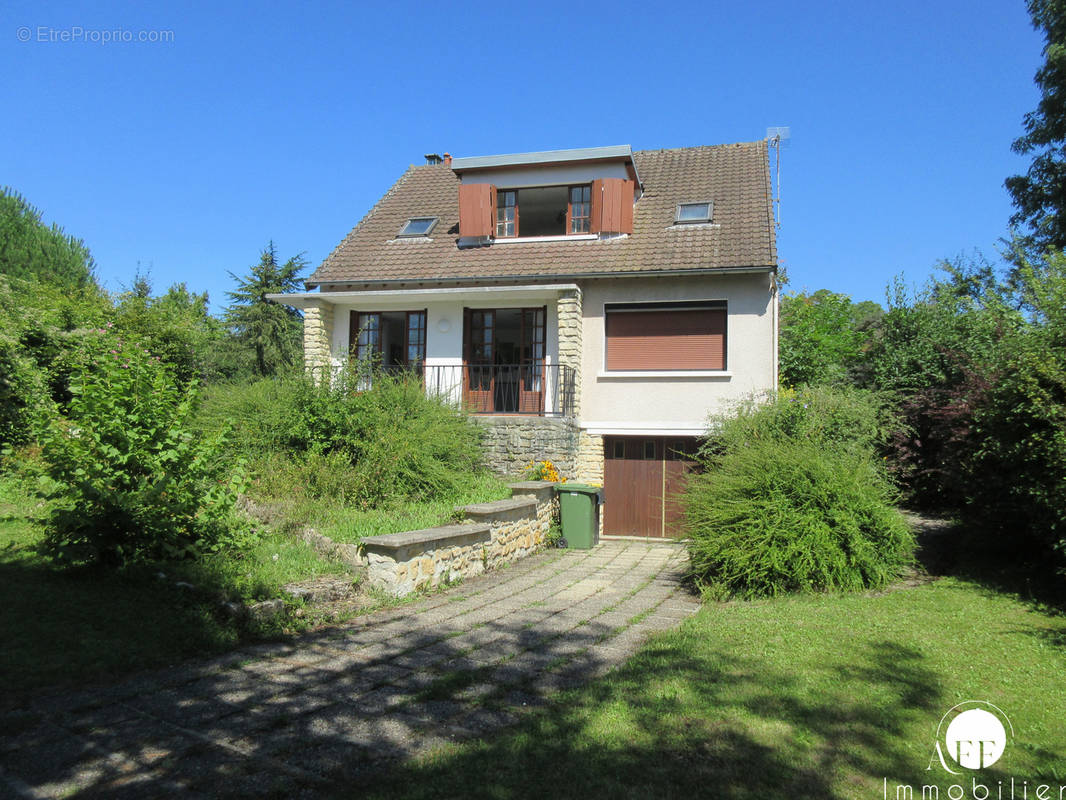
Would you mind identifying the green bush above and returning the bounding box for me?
[197,365,484,509]
[39,329,251,565]
[0,332,50,452]
[858,254,1066,567]
[706,385,893,457]
[0,275,111,430]
[194,376,304,456]
[686,389,913,599]
[779,290,882,387]
[962,255,1066,557]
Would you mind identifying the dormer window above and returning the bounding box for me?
[675,202,712,224]
[398,216,438,237]
[458,177,634,239]
[494,185,592,238]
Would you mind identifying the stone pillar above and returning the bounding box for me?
[575,432,606,536]
[556,287,583,418]
[574,431,604,485]
[303,301,334,382]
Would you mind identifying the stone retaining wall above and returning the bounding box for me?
[475,416,580,476]
[360,481,556,597]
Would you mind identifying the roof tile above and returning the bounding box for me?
[309,141,776,286]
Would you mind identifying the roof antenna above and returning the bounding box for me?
[765,126,790,227]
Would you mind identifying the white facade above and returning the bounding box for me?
[277,269,778,438]
[459,163,632,191]
[579,272,778,436]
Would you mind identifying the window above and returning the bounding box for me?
[353,312,380,362]
[569,186,591,233]
[496,191,517,237]
[406,311,426,365]
[397,217,438,237]
[675,202,712,224]
[461,180,632,238]
[463,307,548,414]
[350,310,427,369]
[493,185,592,238]
[604,301,726,371]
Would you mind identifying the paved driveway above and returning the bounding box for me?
[1,540,698,798]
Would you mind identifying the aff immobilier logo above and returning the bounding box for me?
[883,701,1066,800]
[929,701,1013,774]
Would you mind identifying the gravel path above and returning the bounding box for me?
[1,540,699,798]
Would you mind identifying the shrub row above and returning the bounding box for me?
[197,365,484,510]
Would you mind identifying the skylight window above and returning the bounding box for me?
[398,217,438,237]
[675,202,712,224]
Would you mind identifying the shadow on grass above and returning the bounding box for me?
[911,514,1066,613]
[0,598,948,800]
[348,635,944,800]
[0,558,265,702]
[0,479,351,701]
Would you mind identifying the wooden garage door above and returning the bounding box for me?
[603,437,699,537]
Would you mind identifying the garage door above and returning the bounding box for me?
[603,437,699,537]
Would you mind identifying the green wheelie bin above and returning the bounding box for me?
[555,483,602,549]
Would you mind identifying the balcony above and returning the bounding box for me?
[367,363,575,417]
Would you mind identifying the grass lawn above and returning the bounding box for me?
[307,472,511,545]
[0,470,357,698]
[0,472,360,697]
[242,458,513,546]
[359,576,1066,800]
[0,464,511,699]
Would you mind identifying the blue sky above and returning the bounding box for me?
[1,0,1044,313]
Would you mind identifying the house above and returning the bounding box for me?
[270,142,779,538]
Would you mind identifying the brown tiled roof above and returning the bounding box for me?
[308,141,776,286]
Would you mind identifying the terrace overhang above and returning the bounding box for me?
[265,283,581,310]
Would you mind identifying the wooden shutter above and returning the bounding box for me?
[590,178,634,234]
[618,179,634,233]
[590,179,604,234]
[458,183,496,238]
[605,309,725,370]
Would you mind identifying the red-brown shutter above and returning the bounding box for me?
[605,309,725,370]
[618,179,634,233]
[591,178,635,234]
[590,178,604,234]
[458,183,496,237]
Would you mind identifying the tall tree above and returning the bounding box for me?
[114,277,227,384]
[225,242,306,376]
[779,290,881,387]
[0,187,97,289]
[1006,0,1066,253]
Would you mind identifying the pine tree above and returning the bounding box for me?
[0,187,97,288]
[224,242,306,376]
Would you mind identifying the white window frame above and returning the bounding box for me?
[674,202,713,224]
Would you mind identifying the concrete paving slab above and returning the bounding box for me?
[1,540,698,799]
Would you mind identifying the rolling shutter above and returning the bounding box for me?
[605,308,726,370]
[458,183,497,238]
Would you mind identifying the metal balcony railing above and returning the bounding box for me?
[365,362,575,417]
